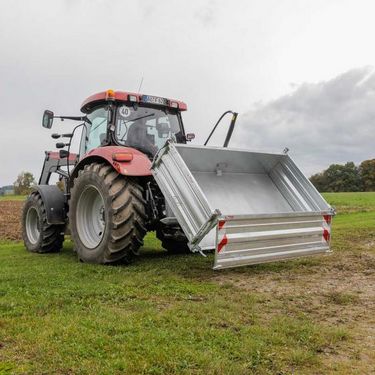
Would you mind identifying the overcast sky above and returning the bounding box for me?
[1,0,375,185]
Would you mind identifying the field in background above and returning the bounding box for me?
[323,191,375,213]
[0,199,23,241]
[0,195,26,201]
[0,193,374,374]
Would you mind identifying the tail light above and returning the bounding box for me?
[112,152,133,162]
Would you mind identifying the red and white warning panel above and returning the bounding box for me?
[214,212,333,270]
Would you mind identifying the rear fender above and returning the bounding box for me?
[70,146,152,186]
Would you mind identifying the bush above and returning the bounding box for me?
[13,171,35,195]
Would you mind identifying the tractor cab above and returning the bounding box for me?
[79,90,191,158]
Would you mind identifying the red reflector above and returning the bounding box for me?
[218,235,228,253]
[112,153,133,162]
[218,220,226,230]
[323,229,330,242]
[323,215,332,224]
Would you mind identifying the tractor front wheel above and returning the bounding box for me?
[69,163,147,264]
[22,191,64,253]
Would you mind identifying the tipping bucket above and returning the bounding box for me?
[152,142,333,269]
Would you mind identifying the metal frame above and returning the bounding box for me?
[39,151,77,185]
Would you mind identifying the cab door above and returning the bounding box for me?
[81,106,109,155]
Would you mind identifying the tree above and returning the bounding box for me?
[324,162,362,192]
[14,171,36,195]
[310,162,362,192]
[309,172,328,192]
[360,159,375,191]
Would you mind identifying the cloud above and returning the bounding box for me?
[233,67,375,175]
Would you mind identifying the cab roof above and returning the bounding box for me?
[81,90,187,113]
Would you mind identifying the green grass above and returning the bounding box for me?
[0,195,26,201]
[323,192,375,213]
[1,193,375,374]
[0,238,346,375]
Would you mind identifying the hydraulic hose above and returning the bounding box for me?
[204,110,238,147]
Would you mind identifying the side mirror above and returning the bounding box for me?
[42,110,54,129]
[186,133,195,142]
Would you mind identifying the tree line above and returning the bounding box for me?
[309,159,375,192]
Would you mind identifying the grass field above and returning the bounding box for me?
[323,192,375,213]
[0,195,26,202]
[0,193,374,374]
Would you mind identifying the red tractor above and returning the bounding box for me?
[22,90,199,264]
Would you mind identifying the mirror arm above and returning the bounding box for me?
[55,115,87,122]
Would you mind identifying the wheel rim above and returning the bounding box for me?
[26,207,40,244]
[76,185,106,249]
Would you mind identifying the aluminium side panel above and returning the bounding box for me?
[151,143,218,247]
[269,156,332,212]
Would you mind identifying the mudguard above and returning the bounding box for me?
[70,146,152,185]
[33,185,66,225]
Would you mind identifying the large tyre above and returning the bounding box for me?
[69,163,147,264]
[22,191,64,253]
[156,226,190,254]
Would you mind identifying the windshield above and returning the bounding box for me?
[115,105,184,156]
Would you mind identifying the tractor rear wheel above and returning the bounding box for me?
[69,163,147,264]
[22,191,64,253]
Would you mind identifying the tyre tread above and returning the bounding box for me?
[70,162,146,264]
[22,192,64,253]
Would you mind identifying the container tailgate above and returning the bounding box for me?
[214,212,332,270]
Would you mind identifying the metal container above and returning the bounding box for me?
[152,142,334,270]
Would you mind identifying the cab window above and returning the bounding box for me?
[85,107,108,152]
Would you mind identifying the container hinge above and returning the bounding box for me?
[190,209,222,248]
[188,243,207,257]
[198,248,207,257]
